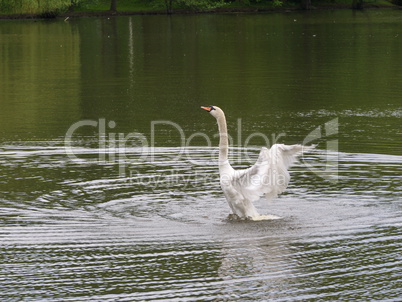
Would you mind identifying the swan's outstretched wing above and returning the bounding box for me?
[232,144,313,202]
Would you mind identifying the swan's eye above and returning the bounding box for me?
[210,106,216,111]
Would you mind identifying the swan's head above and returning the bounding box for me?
[201,105,224,119]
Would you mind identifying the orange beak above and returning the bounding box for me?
[201,106,212,112]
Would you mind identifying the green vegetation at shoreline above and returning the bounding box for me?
[73,0,160,13]
[0,0,399,18]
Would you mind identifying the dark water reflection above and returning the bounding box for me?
[1,11,401,301]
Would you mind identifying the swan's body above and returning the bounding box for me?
[201,105,313,220]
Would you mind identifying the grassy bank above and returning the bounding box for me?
[71,0,398,13]
[0,0,399,19]
[74,0,161,12]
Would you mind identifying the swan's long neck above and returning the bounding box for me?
[217,114,229,167]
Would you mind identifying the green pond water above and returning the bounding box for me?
[0,10,401,301]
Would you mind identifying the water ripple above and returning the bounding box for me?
[1,142,401,301]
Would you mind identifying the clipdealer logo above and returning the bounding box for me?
[64,118,339,183]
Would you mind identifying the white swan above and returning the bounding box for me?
[201,105,314,220]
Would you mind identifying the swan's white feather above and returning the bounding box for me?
[230,144,312,203]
